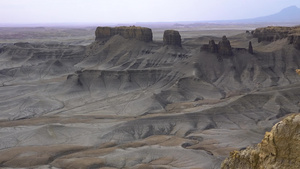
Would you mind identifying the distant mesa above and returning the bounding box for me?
[253,26,293,43]
[95,26,153,42]
[163,30,182,47]
[253,26,300,50]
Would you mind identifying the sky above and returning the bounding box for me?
[1,0,300,25]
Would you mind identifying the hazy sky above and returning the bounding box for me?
[1,0,300,25]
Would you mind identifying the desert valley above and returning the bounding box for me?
[0,4,300,169]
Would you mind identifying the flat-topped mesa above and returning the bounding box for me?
[163,30,182,47]
[253,26,292,42]
[253,26,300,50]
[218,36,233,56]
[95,26,153,42]
[253,26,300,42]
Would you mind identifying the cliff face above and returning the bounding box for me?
[288,35,300,50]
[163,30,182,47]
[221,114,300,169]
[95,26,153,42]
[253,26,300,50]
[253,26,292,42]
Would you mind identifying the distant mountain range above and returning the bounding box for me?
[234,5,300,24]
[139,6,300,28]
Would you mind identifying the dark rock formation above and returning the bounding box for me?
[163,30,182,47]
[253,26,300,50]
[288,35,300,50]
[218,36,233,56]
[248,41,253,54]
[95,26,153,42]
[201,37,233,56]
[209,40,218,53]
[201,40,218,53]
[253,26,292,43]
[221,114,300,169]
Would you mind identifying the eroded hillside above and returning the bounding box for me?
[0,26,299,169]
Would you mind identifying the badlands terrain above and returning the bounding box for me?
[0,25,299,169]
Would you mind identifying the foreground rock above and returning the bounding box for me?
[163,30,182,47]
[221,114,300,169]
[95,26,153,42]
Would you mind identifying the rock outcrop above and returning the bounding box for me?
[95,26,153,42]
[253,26,292,43]
[201,40,218,53]
[253,26,300,49]
[201,37,233,56]
[163,30,182,47]
[248,41,253,54]
[288,35,300,50]
[221,114,300,169]
[209,40,218,53]
[218,36,233,56]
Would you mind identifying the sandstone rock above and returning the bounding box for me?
[288,35,300,50]
[221,114,300,169]
[218,36,233,56]
[95,26,153,42]
[200,40,218,53]
[253,26,300,50]
[209,40,218,53]
[163,30,182,47]
[248,41,253,54]
[253,26,292,43]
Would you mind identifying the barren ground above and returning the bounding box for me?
[0,25,299,169]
